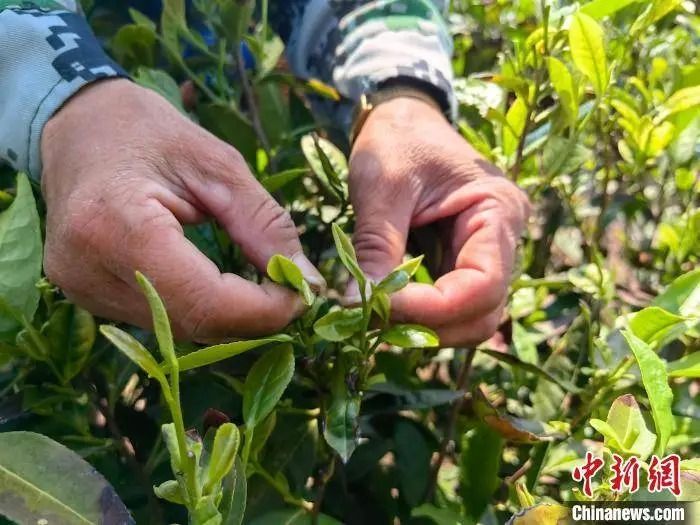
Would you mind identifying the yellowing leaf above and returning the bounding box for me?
[569,12,609,96]
[547,57,579,126]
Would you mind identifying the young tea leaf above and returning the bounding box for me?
[628,306,689,347]
[154,479,186,504]
[314,308,364,342]
[667,351,700,378]
[652,269,700,317]
[135,271,177,371]
[331,223,366,290]
[168,335,292,373]
[243,344,295,428]
[204,423,240,494]
[591,394,656,459]
[380,324,439,348]
[547,57,579,127]
[568,12,608,97]
[376,255,424,294]
[220,456,246,525]
[267,254,315,306]
[100,325,168,388]
[622,330,675,455]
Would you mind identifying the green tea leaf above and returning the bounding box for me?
[42,301,96,382]
[169,336,292,372]
[220,456,246,525]
[133,67,184,112]
[301,134,347,202]
[380,324,439,348]
[547,57,579,127]
[250,509,341,525]
[153,479,185,504]
[331,223,366,289]
[460,424,503,521]
[135,271,176,371]
[204,423,240,493]
[99,325,168,388]
[372,289,391,322]
[0,173,42,337]
[652,269,700,317]
[324,363,361,462]
[622,331,675,455]
[590,394,656,459]
[667,352,700,378]
[629,306,689,346]
[243,344,295,428]
[314,308,364,342]
[376,255,424,294]
[0,431,133,524]
[267,254,315,305]
[394,420,432,506]
[569,12,608,96]
[261,169,307,193]
[503,96,528,157]
[580,0,641,19]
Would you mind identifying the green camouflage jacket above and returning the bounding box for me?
[0,0,454,179]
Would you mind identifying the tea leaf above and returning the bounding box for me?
[100,325,168,388]
[267,254,315,305]
[628,306,689,347]
[135,271,177,371]
[569,12,608,96]
[169,335,292,372]
[220,456,246,525]
[324,364,361,462]
[580,0,641,19]
[0,173,42,337]
[547,57,579,127]
[591,394,656,459]
[314,308,364,342]
[42,301,96,382]
[243,344,295,428]
[205,423,240,493]
[622,331,674,455]
[503,96,528,157]
[372,289,391,322]
[331,223,366,289]
[261,168,307,193]
[460,424,503,521]
[377,255,424,294]
[154,479,186,504]
[394,420,431,506]
[301,134,347,202]
[667,352,700,378]
[380,324,439,348]
[0,431,133,524]
[652,269,700,317]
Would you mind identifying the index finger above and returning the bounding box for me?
[107,202,304,341]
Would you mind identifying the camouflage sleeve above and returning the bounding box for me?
[269,0,455,120]
[0,0,127,179]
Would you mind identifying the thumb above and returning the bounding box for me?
[346,182,413,299]
[189,151,325,290]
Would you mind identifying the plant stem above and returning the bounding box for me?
[235,47,275,171]
[241,425,255,476]
[424,347,477,501]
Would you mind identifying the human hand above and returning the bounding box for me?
[347,96,530,347]
[41,79,324,341]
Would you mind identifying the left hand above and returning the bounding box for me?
[347,96,530,347]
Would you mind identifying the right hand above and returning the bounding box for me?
[41,79,324,342]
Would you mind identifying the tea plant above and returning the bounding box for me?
[0,0,698,524]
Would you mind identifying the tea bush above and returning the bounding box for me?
[0,0,698,524]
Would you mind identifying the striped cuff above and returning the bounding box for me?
[0,6,127,179]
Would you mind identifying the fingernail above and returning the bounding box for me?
[291,253,327,293]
